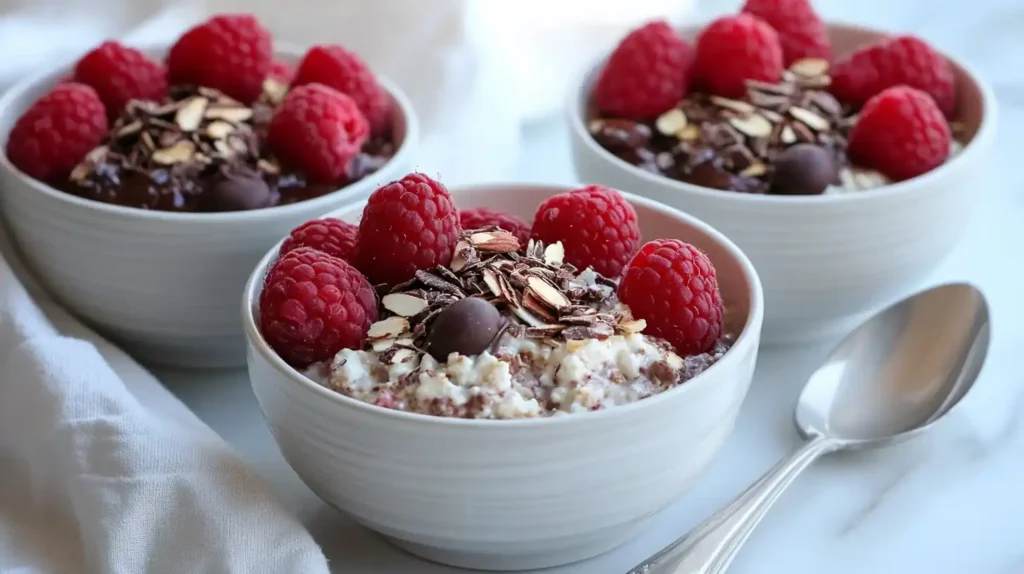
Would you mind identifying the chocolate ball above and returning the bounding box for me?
[426,297,508,361]
[205,170,274,211]
[769,144,838,196]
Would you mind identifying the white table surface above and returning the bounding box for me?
[160,1,1024,572]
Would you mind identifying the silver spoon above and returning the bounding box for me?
[629,282,990,574]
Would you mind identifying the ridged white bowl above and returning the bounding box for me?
[0,44,419,368]
[568,24,998,344]
[243,183,764,571]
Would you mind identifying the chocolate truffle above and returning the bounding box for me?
[205,169,273,211]
[426,297,508,361]
[769,144,838,196]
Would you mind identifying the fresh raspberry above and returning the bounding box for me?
[459,208,531,247]
[741,0,832,64]
[259,247,378,368]
[531,185,640,278]
[166,14,272,103]
[618,239,723,355]
[293,45,392,134]
[280,218,358,262]
[267,83,370,183]
[830,35,955,116]
[355,173,460,287]
[848,86,950,182]
[592,20,692,119]
[5,83,108,181]
[72,41,167,115]
[270,58,296,84]
[692,14,784,98]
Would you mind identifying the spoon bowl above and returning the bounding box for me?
[632,283,990,574]
[796,282,990,445]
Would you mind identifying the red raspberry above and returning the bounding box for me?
[830,35,955,116]
[618,239,723,355]
[848,86,950,182]
[293,45,392,134]
[280,218,358,262]
[6,83,108,181]
[73,41,167,115]
[459,208,531,247]
[355,173,460,287]
[270,58,296,84]
[531,185,640,278]
[741,0,832,64]
[166,14,272,103]
[692,14,784,98]
[267,83,370,184]
[593,20,692,120]
[259,247,378,368]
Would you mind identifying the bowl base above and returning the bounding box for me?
[384,525,642,572]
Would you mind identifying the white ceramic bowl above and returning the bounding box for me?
[243,183,764,571]
[569,24,998,344]
[0,44,418,368]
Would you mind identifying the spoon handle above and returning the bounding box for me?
[629,436,836,574]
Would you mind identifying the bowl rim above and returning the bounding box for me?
[0,41,420,225]
[566,21,999,206]
[241,182,765,428]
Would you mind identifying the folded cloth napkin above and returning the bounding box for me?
[0,227,331,572]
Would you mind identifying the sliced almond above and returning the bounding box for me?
[740,162,767,178]
[780,125,798,144]
[382,293,429,317]
[371,338,397,352]
[543,242,565,266]
[367,316,409,340]
[69,162,93,182]
[496,273,521,307]
[512,305,546,327]
[469,231,519,253]
[654,108,688,136]
[257,158,281,175]
[709,95,756,114]
[381,348,415,365]
[175,97,208,131]
[85,145,109,163]
[618,319,647,334]
[151,140,195,165]
[213,139,235,157]
[204,105,253,123]
[521,291,557,322]
[587,119,606,134]
[665,352,684,370]
[140,131,156,151]
[728,114,772,138]
[116,121,143,139]
[679,123,701,142]
[450,240,473,272]
[481,268,502,298]
[263,78,288,104]
[206,120,235,139]
[789,58,829,78]
[526,276,570,309]
[789,107,830,132]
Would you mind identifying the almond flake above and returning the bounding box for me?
[116,121,143,138]
[497,274,520,307]
[450,240,474,272]
[382,293,429,317]
[367,316,409,340]
[151,140,195,165]
[175,97,208,131]
[654,108,688,136]
[740,162,767,178]
[709,95,756,114]
[728,114,772,138]
[543,242,565,266]
[213,140,236,157]
[257,158,281,174]
[469,231,520,253]
[69,162,92,182]
[788,58,829,78]
[526,276,569,309]
[204,105,253,123]
[263,78,288,104]
[85,146,109,163]
[588,119,605,133]
[512,306,546,327]
[618,319,647,334]
[381,348,416,365]
[780,125,798,144]
[371,338,397,352]
[206,120,235,139]
[521,292,557,321]
[481,268,502,297]
[788,107,830,132]
[679,124,701,142]
[666,352,684,370]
